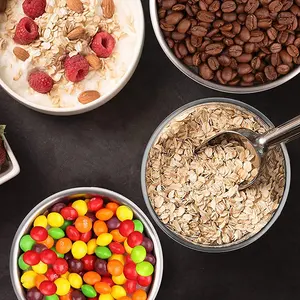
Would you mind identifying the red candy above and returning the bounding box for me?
[28,71,53,94]
[124,262,138,280]
[39,280,57,295]
[66,226,81,241]
[23,250,40,266]
[88,197,104,211]
[61,207,78,220]
[52,258,68,275]
[80,230,92,243]
[30,226,48,242]
[91,32,116,58]
[137,275,152,287]
[125,255,133,265]
[45,268,59,281]
[22,0,46,19]
[82,255,96,271]
[119,220,134,237]
[124,279,137,294]
[13,17,39,45]
[64,54,89,82]
[101,277,114,287]
[109,242,125,254]
[40,249,57,265]
[127,231,143,248]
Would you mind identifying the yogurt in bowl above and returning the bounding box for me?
[0,0,144,115]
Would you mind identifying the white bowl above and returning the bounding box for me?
[0,0,145,116]
[0,135,20,185]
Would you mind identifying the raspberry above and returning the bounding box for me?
[22,0,46,19]
[28,70,53,94]
[91,32,116,58]
[14,17,39,45]
[64,54,89,82]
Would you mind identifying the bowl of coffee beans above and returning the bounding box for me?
[150,0,300,93]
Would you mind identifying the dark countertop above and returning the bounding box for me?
[1,1,300,299]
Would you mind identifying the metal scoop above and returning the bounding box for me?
[197,115,300,190]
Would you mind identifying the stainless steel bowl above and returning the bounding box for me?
[149,0,300,94]
[10,187,163,300]
[141,97,291,252]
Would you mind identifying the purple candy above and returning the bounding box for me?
[26,287,44,300]
[94,258,109,276]
[145,253,156,265]
[71,290,86,300]
[68,259,84,273]
[141,237,154,252]
[86,212,97,223]
[106,216,121,230]
[50,202,66,213]
[31,244,47,253]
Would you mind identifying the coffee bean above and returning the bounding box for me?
[237,53,253,62]
[245,0,259,14]
[171,31,186,40]
[251,56,261,69]
[172,3,185,10]
[258,18,272,28]
[264,65,278,80]
[234,36,245,45]
[162,0,177,9]
[237,63,253,74]
[191,25,208,37]
[166,37,175,48]
[230,57,238,69]
[286,33,295,46]
[209,0,220,12]
[201,52,210,62]
[282,0,293,11]
[242,73,255,82]
[197,11,215,22]
[205,43,224,55]
[239,26,251,41]
[199,63,214,79]
[160,21,175,32]
[249,30,264,42]
[244,42,255,53]
[178,43,188,56]
[290,4,300,16]
[220,24,233,31]
[274,23,288,31]
[165,12,184,25]
[190,4,200,15]
[293,56,300,64]
[185,4,194,16]
[221,67,233,81]
[278,12,295,25]
[269,0,283,13]
[287,44,299,57]
[221,0,237,12]
[213,20,225,28]
[222,31,236,38]
[240,81,254,86]
[192,52,201,66]
[231,71,238,80]
[270,42,282,53]
[277,31,289,44]
[228,45,243,57]
[270,53,281,66]
[216,10,222,17]
[280,49,293,63]
[246,14,258,30]
[190,35,203,47]
[200,40,212,51]
[173,43,182,58]
[232,21,242,34]
[218,55,231,66]
[183,55,193,65]
[236,4,245,14]
[267,27,278,40]
[238,13,247,22]
[228,77,240,85]
[207,56,220,70]
[207,28,220,37]
[212,33,225,41]
[199,0,209,11]
[223,38,234,46]
[294,38,300,47]
[185,37,196,53]
[255,8,269,19]
[276,64,290,74]
[158,8,167,19]
[199,22,211,29]
[177,18,191,33]
[223,12,237,22]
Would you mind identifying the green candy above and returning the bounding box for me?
[133,220,144,233]
[51,247,64,258]
[136,261,154,277]
[95,246,111,259]
[81,284,97,298]
[60,220,72,231]
[131,245,146,264]
[45,295,59,300]
[18,254,30,271]
[20,235,35,252]
[48,228,65,239]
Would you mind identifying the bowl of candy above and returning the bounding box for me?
[10,187,163,300]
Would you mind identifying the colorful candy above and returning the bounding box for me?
[131,246,146,264]
[48,228,65,240]
[54,278,70,296]
[20,235,35,252]
[47,213,64,228]
[23,250,41,266]
[133,220,144,233]
[71,241,87,259]
[136,261,154,277]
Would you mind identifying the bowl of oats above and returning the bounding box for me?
[0,0,144,115]
[141,98,291,252]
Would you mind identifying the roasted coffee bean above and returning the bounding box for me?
[183,55,193,65]
[224,37,235,46]
[220,24,233,31]
[282,0,293,11]
[287,44,299,57]
[207,28,220,37]
[191,25,208,37]
[228,45,243,57]
[234,36,245,45]
[290,5,300,17]
[230,57,238,69]
[192,52,201,65]
[231,71,238,80]
[190,35,203,47]
[162,0,177,9]
[165,12,184,25]
[238,13,247,22]
[228,77,240,85]
[236,4,245,14]
[166,37,175,48]
[223,12,237,22]
[249,30,264,42]
[280,49,293,63]
[237,63,253,74]
[267,27,278,40]
[255,8,269,19]
[276,64,290,74]
[242,73,255,82]
[222,31,236,38]
[254,72,266,83]
[216,10,222,17]
[177,18,191,33]
[190,19,198,27]
[274,23,287,31]
[172,3,186,10]
[270,42,282,53]
[178,43,188,56]
[199,63,214,79]
[216,69,227,84]
[221,67,233,81]
[160,21,175,32]
[218,55,231,66]
[209,0,220,12]
[173,43,182,58]
[190,4,200,15]
[163,31,171,37]
[294,37,300,47]
[205,43,225,55]
[258,18,272,28]
[269,0,283,13]
[260,0,272,5]
[246,14,258,30]
[271,53,281,66]
[277,31,289,44]
[199,22,211,29]
[221,0,237,12]
[207,56,220,70]
[278,12,295,25]
[197,11,215,22]
[158,8,167,19]
[200,40,212,51]
[232,21,241,34]
[251,56,261,69]
[264,65,278,80]
[201,52,210,62]
[199,0,209,10]
[213,19,225,28]
[185,37,196,53]
[245,0,259,14]
[286,33,295,46]
[244,42,255,53]
[293,56,300,64]
[185,4,194,16]
[239,27,251,41]
[212,33,225,41]
[240,81,254,86]
[171,31,186,40]
[237,53,253,62]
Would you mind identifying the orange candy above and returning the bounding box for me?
[35,274,47,288]
[106,202,119,214]
[56,238,72,254]
[132,290,147,300]
[111,229,126,243]
[119,297,132,300]
[59,288,73,300]
[93,220,108,236]
[75,216,92,233]
[38,235,54,249]
[96,208,114,221]
[94,281,112,294]
[107,260,123,276]
[83,271,101,285]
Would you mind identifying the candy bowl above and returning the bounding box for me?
[10,187,163,300]
[141,98,291,252]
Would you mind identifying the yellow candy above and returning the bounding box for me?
[124,239,132,254]
[71,240,87,259]
[87,238,97,255]
[116,206,133,221]
[99,294,114,300]
[72,200,88,216]
[54,278,71,296]
[112,273,126,285]
[109,254,125,265]
[111,285,126,299]
[97,233,113,247]
[68,273,83,289]
[61,271,70,279]
[33,215,48,228]
[21,271,37,289]
[32,261,48,274]
[47,212,64,228]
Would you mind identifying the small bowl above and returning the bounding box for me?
[10,187,163,300]
[141,98,291,252]
[0,1,145,116]
[149,0,300,94]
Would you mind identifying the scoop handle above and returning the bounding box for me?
[256,115,300,149]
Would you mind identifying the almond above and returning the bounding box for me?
[13,47,30,61]
[78,90,100,104]
[67,27,85,40]
[67,0,83,13]
[86,54,102,70]
[101,0,115,18]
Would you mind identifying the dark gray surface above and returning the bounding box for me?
[1,1,300,299]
